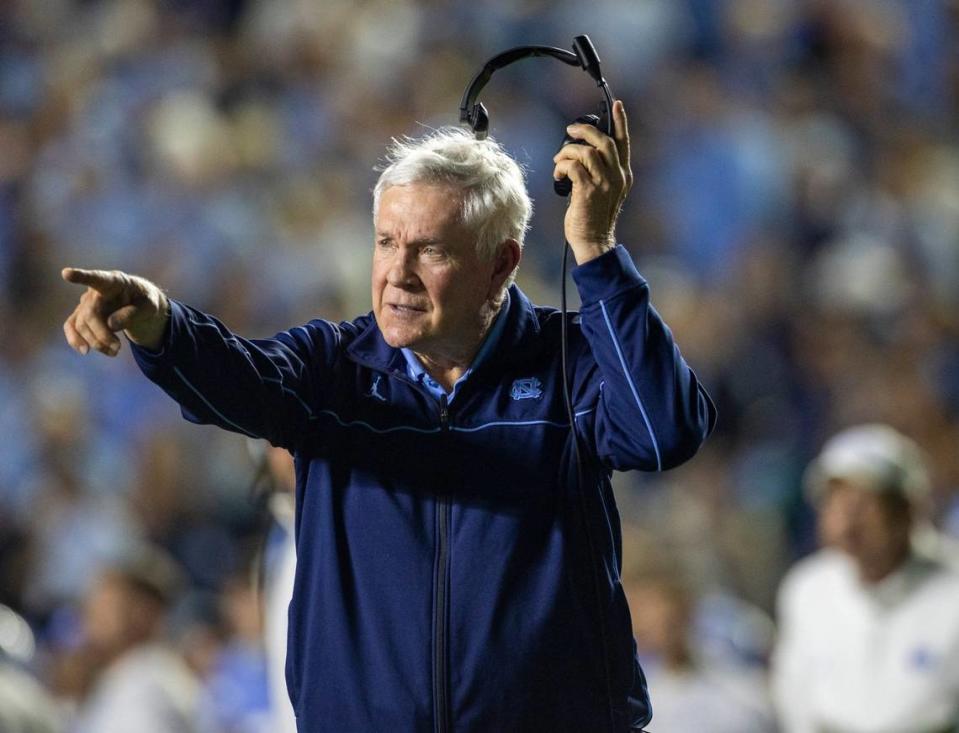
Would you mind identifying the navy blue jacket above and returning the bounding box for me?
[132,246,716,732]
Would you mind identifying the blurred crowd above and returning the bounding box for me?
[2,0,959,731]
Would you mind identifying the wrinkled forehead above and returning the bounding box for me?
[374,182,467,237]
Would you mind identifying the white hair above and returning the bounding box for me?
[372,127,532,282]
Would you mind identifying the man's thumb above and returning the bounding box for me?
[107,304,140,332]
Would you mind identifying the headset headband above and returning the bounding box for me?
[459,35,613,140]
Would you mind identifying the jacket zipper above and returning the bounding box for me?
[434,393,451,733]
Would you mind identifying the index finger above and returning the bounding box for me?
[62,267,121,292]
[612,99,630,173]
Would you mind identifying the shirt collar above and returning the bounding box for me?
[862,550,939,609]
[345,285,542,376]
[401,290,511,399]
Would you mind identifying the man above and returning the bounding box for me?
[256,443,298,733]
[73,546,200,733]
[772,424,959,733]
[62,101,716,731]
[625,573,775,733]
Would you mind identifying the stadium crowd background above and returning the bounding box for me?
[1,0,958,730]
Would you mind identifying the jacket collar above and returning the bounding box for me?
[345,284,543,376]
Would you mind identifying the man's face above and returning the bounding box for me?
[818,479,912,583]
[372,183,500,357]
[82,572,161,654]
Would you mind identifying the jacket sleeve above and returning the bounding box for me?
[130,300,339,450]
[572,245,716,472]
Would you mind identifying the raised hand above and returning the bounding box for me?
[552,99,633,264]
[62,268,170,356]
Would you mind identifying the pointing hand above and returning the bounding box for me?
[62,268,170,355]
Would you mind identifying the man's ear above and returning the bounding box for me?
[488,239,522,296]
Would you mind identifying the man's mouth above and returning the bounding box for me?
[388,304,427,315]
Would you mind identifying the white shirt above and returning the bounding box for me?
[263,512,298,733]
[643,660,776,733]
[0,663,64,733]
[74,644,199,733]
[771,549,959,733]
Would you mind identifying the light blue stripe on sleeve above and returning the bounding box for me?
[173,366,258,438]
[598,300,662,471]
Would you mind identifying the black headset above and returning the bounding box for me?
[459,34,615,196]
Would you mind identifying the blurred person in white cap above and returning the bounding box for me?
[771,424,959,733]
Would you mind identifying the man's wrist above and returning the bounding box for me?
[126,295,171,353]
[569,239,615,265]
[571,244,646,305]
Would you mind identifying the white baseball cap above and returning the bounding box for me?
[804,424,931,504]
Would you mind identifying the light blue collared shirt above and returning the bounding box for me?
[401,291,510,403]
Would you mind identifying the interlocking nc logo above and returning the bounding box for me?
[510,377,543,401]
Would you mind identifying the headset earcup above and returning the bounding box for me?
[553,114,601,197]
[554,177,573,197]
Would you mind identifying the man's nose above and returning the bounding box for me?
[387,249,420,288]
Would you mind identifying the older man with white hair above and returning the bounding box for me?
[61,101,715,732]
[772,424,959,733]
